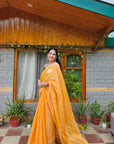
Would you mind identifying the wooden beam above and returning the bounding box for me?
[13,49,18,102]
[93,24,114,51]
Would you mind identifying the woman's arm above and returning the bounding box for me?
[38,79,49,88]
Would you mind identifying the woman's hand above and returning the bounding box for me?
[38,79,42,88]
[38,79,49,88]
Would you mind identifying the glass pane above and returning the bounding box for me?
[75,55,81,67]
[75,69,81,82]
[66,69,72,72]
[75,69,81,97]
[67,54,73,67]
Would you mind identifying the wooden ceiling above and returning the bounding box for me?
[0,0,114,33]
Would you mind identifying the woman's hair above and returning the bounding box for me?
[47,48,62,70]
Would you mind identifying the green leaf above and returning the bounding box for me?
[83,49,86,53]
[17,44,20,48]
[15,40,18,44]
[25,41,28,44]
[75,48,78,51]
[28,45,31,48]
[8,40,11,43]
[81,55,83,58]
[11,44,14,47]
[44,46,47,49]
[47,46,50,49]
[4,42,7,45]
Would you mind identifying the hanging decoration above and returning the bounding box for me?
[0,40,87,59]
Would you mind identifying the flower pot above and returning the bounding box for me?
[10,116,20,127]
[79,116,87,124]
[91,117,100,125]
[27,124,31,129]
[102,122,107,129]
[0,116,4,126]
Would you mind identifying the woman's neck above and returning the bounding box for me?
[48,61,55,64]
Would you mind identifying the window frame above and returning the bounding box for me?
[62,52,86,102]
[13,49,39,103]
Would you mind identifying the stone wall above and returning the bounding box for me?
[0,50,14,113]
[86,52,114,113]
[0,50,114,115]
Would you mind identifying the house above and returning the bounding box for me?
[0,0,114,114]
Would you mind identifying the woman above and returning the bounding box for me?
[27,48,89,144]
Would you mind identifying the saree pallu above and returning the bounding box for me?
[27,62,89,144]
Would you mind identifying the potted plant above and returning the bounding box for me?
[100,110,107,129]
[101,110,111,129]
[90,100,101,125]
[106,101,114,128]
[26,119,33,128]
[2,97,31,127]
[80,123,87,130]
[64,70,82,100]
[73,97,91,124]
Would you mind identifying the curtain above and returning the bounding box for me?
[35,53,48,98]
[17,51,37,100]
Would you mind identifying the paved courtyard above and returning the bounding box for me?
[0,120,114,144]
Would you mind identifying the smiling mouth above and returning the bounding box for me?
[49,57,53,59]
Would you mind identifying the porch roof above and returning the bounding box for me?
[0,0,114,50]
[0,0,113,32]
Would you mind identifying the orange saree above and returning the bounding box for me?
[27,62,89,144]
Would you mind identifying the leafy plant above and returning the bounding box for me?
[108,101,114,114]
[26,119,33,125]
[2,97,31,121]
[73,97,91,118]
[90,100,102,118]
[100,110,111,127]
[80,123,87,130]
[64,70,82,99]
[100,110,107,122]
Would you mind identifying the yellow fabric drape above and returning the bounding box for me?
[27,62,89,144]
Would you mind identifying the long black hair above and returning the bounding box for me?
[47,48,62,70]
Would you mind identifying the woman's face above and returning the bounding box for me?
[47,49,57,63]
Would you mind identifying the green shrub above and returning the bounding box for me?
[64,70,82,99]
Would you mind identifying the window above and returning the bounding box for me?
[62,52,86,102]
[14,50,48,102]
